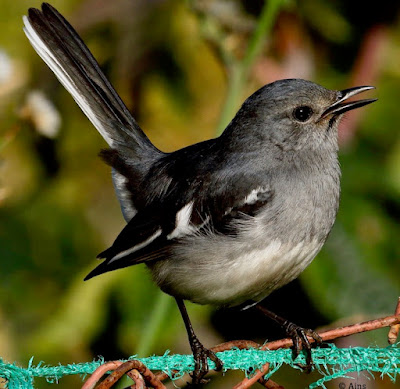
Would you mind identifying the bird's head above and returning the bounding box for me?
[224,79,376,154]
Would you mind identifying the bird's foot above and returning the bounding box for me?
[282,321,322,372]
[190,336,223,386]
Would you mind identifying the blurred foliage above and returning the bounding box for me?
[0,0,400,388]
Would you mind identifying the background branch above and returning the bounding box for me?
[234,298,400,388]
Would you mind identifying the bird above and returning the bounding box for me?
[23,3,376,385]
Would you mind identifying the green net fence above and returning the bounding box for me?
[1,344,399,388]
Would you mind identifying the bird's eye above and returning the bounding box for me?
[293,106,313,122]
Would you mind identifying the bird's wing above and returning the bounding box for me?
[84,183,274,280]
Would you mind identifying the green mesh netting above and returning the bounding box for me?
[1,344,399,388]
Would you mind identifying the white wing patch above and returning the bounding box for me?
[223,186,271,216]
[167,202,197,240]
[23,16,115,147]
[109,228,162,263]
[243,186,270,205]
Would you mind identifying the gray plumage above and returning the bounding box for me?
[23,4,376,382]
[149,80,342,307]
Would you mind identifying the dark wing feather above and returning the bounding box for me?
[85,183,274,280]
[85,138,275,280]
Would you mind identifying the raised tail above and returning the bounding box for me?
[23,3,159,159]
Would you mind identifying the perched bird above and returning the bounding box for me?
[24,3,376,384]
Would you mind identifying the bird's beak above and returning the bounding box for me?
[320,86,377,120]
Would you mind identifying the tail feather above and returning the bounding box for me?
[23,3,158,159]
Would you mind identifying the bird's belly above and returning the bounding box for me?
[149,235,323,307]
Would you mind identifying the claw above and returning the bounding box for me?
[175,299,223,386]
[283,321,322,372]
[255,305,323,372]
[190,336,223,386]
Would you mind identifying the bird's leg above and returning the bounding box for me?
[175,298,223,385]
[256,305,322,371]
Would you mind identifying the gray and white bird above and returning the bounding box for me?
[24,3,376,384]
